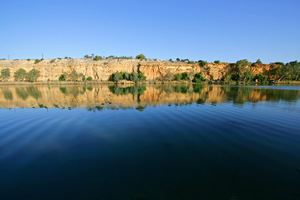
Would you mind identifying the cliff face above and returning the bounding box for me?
[0,59,277,82]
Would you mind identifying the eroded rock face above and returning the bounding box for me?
[0,59,276,82]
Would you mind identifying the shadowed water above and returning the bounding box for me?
[0,85,299,200]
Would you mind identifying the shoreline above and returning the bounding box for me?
[0,80,299,86]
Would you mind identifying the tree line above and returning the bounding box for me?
[1,68,40,82]
[110,72,146,83]
[59,70,92,82]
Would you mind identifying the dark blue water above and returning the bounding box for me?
[0,85,299,200]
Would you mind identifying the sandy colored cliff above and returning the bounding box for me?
[0,59,278,82]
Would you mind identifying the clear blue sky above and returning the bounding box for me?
[1,0,299,63]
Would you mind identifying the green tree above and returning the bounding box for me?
[181,72,189,80]
[256,59,262,64]
[174,73,182,81]
[114,71,121,83]
[198,60,208,67]
[242,69,254,83]
[214,60,220,64]
[136,54,146,60]
[193,72,206,83]
[254,73,267,84]
[236,59,250,81]
[1,68,10,81]
[224,73,232,83]
[93,55,103,61]
[123,72,130,80]
[59,74,67,81]
[69,70,79,81]
[14,68,27,81]
[26,69,40,82]
[34,59,41,64]
[130,72,139,82]
[87,76,92,81]
[176,58,180,61]
[138,72,147,81]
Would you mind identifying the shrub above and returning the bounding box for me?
[193,72,206,83]
[27,59,30,61]
[1,68,10,81]
[26,69,40,82]
[243,70,254,83]
[198,60,208,67]
[82,75,86,81]
[69,70,79,81]
[224,73,232,83]
[236,59,250,81]
[130,72,139,82]
[14,68,27,81]
[59,74,66,81]
[34,59,42,64]
[174,73,182,81]
[236,59,249,68]
[254,73,267,84]
[93,56,103,61]
[138,72,146,81]
[123,72,130,80]
[87,76,92,81]
[181,72,189,80]
[136,54,146,60]
[214,60,220,64]
[231,74,240,81]
[274,62,285,66]
[50,59,55,63]
[256,59,262,64]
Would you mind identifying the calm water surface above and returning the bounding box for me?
[0,85,299,200]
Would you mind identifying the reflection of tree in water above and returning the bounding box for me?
[135,105,147,112]
[221,86,299,104]
[15,87,28,100]
[261,89,299,102]
[2,87,13,100]
[26,87,41,99]
[69,87,80,98]
[87,86,93,91]
[59,87,68,95]
[193,84,207,104]
[81,86,86,94]
[59,87,82,97]
[109,85,147,96]
[86,105,104,112]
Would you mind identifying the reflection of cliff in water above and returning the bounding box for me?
[0,85,299,110]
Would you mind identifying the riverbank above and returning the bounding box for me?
[0,80,300,86]
[0,58,278,83]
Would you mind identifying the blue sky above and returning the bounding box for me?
[0,0,299,63]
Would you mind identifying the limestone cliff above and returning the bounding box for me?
[0,59,277,82]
